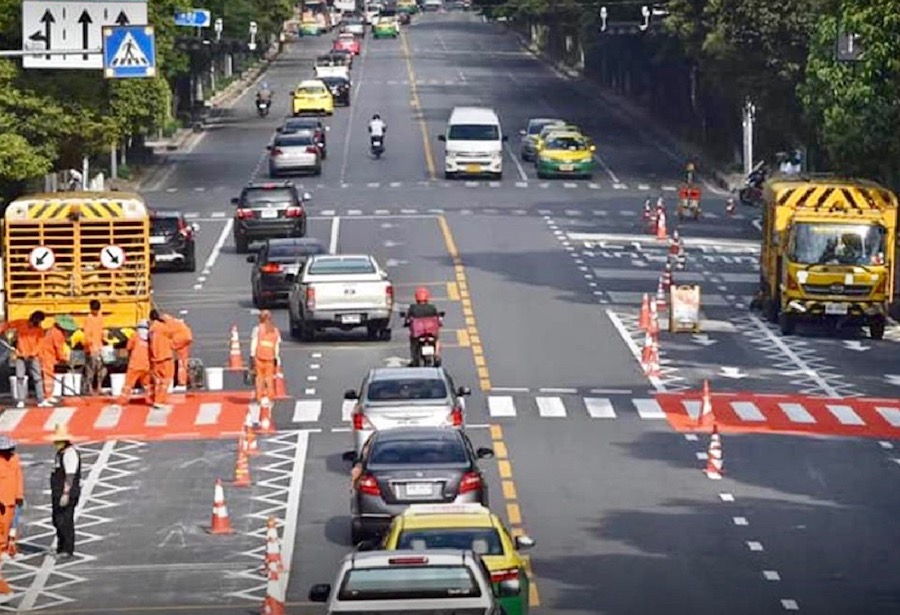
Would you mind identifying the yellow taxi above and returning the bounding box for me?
[378,503,535,615]
[533,123,581,153]
[535,129,596,179]
[291,79,334,116]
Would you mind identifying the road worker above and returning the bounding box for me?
[115,321,152,406]
[0,310,49,408]
[48,424,81,560]
[38,315,76,406]
[149,312,175,409]
[0,436,24,556]
[250,310,281,408]
[151,310,193,391]
[82,300,107,396]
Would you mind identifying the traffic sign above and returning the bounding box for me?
[103,25,156,78]
[29,247,55,271]
[100,244,126,269]
[22,0,148,70]
[175,9,211,27]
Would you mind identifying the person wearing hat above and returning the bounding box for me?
[48,424,81,560]
[0,435,24,556]
[250,309,281,408]
[38,315,76,406]
[115,320,151,407]
[0,310,48,408]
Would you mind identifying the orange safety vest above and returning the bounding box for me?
[0,454,24,506]
[39,327,68,365]
[164,315,193,348]
[0,320,45,358]
[255,326,280,362]
[83,313,105,354]
[149,320,173,362]
[126,333,151,371]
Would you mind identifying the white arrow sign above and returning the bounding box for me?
[885,375,900,386]
[842,340,870,352]
[692,334,717,347]
[719,366,748,379]
[383,356,408,367]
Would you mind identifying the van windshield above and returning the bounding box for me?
[337,565,482,601]
[448,124,499,141]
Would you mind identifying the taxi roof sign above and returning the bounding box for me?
[404,504,490,516]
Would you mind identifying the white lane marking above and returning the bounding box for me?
[778,402,816,424]
[781,599,799,610]
[43,406,76,431]
[747,541,764,551]
[733,516,749,526]
[763,570,781,581]
[211,212,226,219]
[720,493,735,502]
[505,142,528,181]
[146,405,173,427]
[696,451,708,460]
[879,441,894,449]
[339,44,368,184]
[490,387,529,393]
[203,218,234,272]
[347,209,362,216]
[536,396,566,418]
[321,209,336,216]
[0,409,26,431]
[593,154,620,183]
[632,398,666,419]
[591,388,632,394]
[876,407,900,427]
[538,387,577,394]
[293,400,323,422]
[606,309,667,392]
[94,404,122,429]
[280,431,310,602]
[584,397,616,418]
[731,401,766,422]
[19,440,118,610]
[488,396,517,417]
[194,403,222,426]
[569,231,759,250]
[329,216,341,254]
[341,399,356,422]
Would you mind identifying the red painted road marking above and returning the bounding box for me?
[658,392,900,439]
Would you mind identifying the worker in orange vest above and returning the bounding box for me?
[0,310,50,408]
[116,321,152,406]
[148,312,175,408]
[152,309,193,391]
[82,300,107,396]
[38,315,76,405]
[0,435,24,556]
[250,310,282,407]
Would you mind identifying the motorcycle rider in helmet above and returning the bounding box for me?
[368,113,386,148]
[256,82,273,105]
[405,287,441,366]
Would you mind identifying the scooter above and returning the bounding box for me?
[400,311,444,367]
[256,98,271,117]
[370,135,384,159]
[738,161,768,207]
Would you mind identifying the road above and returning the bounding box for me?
[3,10,900,614]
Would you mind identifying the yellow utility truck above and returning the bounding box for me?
[756,176,897,338]
[1,191,152,369]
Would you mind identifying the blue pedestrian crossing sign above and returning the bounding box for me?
[103,25,157,79]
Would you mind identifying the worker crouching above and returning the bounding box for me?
[115,321,152,407]
[149,312,175,409]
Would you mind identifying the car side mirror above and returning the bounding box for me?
[476,447,494,459]
[191,223,199,232]
[356,538,379,551]
[275,127,283,133]
[438,310,446,318]
[265,145,272,150]
[457,386,471,396]
[344,389,359,400]
[246,254,256,263]
[341,450,358,462]
[437,134,446,142]
[230,197,240,205]
[303,192,313,201]
[514,535,535,550]
[502,135,509,142]
[289,90,295,96]
[308,583,331,602]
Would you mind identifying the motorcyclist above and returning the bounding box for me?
[405,287,441,366]
[256,82,273,105]
[368,113,386,148]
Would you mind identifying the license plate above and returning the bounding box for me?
[149,236,166,245]
[341,314,362,324]
[465,164,481,173]
[405,483,433,497]
[559,164,575,171]
[421,345,435,356]
[260,209,278,219]
[825,302,848,315]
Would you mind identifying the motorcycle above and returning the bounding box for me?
[256,98,271,117]
[738,161,768,207]
[400,310,444,367]
[370,135,384,158]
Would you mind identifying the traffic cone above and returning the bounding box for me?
[642,199,653,222]
[273,364,288,399]
[656,276,667,311]
[668,231,680,256]
[7,526,18,558]
[662,262,673,289]
[228,324,244,370]
[261,560,287,615]
[656,209,668,240]
[648,300,660,338]
[705,424,723,479]
[264,516,284,570]
[639,293,651,331]
[697,379,714,428]
[233,442,252,487]
[259,398,276,435]
[244,411,259,456]
[641,333,659,377]
[726,198,736,216]
[0,574,9,595]
[208,479,234,534]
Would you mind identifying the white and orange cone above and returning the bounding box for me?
[244,411,259,456]
[233,440,252,487]
[656,209,668,240]
[264,516,284,571]
[648,300,660,339]
[7,526,18,558]
[641,333,660,377]
[228,324,244,370]
[656,276,667,311]
[261,559,286,615]
[639,293,651,331]
[208,479,234,534]
[259,398,276,435]
[697,379,714,428]
[705,424,723,479]
[726,198,736,216]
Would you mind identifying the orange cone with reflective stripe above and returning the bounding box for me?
[705,424,723,479]
[639,293,651,331]
[697,380,714,428]
[228,324,244,370]
[273,364,288,399]
[244,411,259,456]
[656,209,668,240]
[264,516,283,570]
[648,300,660,339]
[208,479,234,534]
[641,333,659,377]
[233,440,252,487]
[259,398,276,435]
[261,559,286,615]
[7,526,18,558]
[656,276,667,311]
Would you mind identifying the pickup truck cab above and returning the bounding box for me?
[288,254,394,341]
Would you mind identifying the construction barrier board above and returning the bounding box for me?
[669,284,701,332]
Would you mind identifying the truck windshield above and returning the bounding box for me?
[788,223,886,266]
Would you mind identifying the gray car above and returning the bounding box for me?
[350,427,494,542]
[519,117,565,161]
[345,367,471,455]
[268,131,322,177]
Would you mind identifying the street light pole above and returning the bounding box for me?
[742,98,756,176]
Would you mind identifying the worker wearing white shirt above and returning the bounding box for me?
[48,424,81,560]
[250,310,281,408]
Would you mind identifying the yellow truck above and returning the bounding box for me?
[756,176,897,338]
[1,191,152,369]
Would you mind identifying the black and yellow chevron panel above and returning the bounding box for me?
[23,200,128,220]
[775,183,898,212]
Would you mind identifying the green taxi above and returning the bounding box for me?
[535,130,596,179]
[372,18,399,38]
[300,20,322,36]
[398,0,418,13]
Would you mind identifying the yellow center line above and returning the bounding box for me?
[497,459,512,479]
[494,441,508,458]
[506,503,522,525]
[447,281,460,300]
[502,479,517,499]
[400,29,436,180]
[455,329,470,347]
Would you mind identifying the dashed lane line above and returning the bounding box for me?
[329,216,341,254]
[401,29,436,180]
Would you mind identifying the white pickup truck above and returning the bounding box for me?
[288,254,394,341]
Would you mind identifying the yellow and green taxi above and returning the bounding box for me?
[372,17,399,38]
[379,504,535,615]
[291,79,334,116]
[535,130,596,179]
[398,0,418,13]
[532,123,580,153]
[300,19,322,36]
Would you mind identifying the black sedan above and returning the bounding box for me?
[149,209,197,272]
[319,76,351,106]
[248,237,327,308]
[349,427,494,542]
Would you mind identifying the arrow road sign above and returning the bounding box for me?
[103,24,156,79]
[29,246,55,271]
[383,356,408,368]
[886,375,900,387]
[175,9,211,28]
[719,366,748,379]
[100,244,126,269]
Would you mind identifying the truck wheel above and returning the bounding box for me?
[778,313,795,336]
[870,317,886,340]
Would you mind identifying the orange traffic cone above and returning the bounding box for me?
[233,442,252,487]
[662,262,673,289]
[244,411,259,456]
[656,209,668,240]
[642,199,653,222]
[656,276,667,311]
[641,333,660,377]
[7,526,18,558]
[648,300,660,338]
[261,560,286,615]
[208,479,234,534]
[705,424,723,479]
[259,398,276,435]
[228,324,244,370]
[697,380,714,428]
[264,516,284,570]
[639,293,651,331]
[273,364,288,399]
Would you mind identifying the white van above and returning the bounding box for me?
[438,106,507,180]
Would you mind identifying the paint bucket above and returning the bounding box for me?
[9,376,27,402]
[54,373,83,397]
[109,373,126,397]
[205,367,223,391]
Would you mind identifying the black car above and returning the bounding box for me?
[349,427,494,542]
[149,209,198,272]
[319,76,351,107]
[328,49,354,69]
[248,237,326,308]
[231,182,312,254]
[277,117,329,158]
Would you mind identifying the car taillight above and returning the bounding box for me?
[490,568,519,584]
[385,284,394,306]
[449,407,463,427]
[260,263,282,274]
[358,474,381,496]
[352,411,374,431]
[270,148,284,157]
[459,471,481,494]
[237,208,255,219]
[305,146,319,154]
[285,206,304,218]
[305,287,316,310]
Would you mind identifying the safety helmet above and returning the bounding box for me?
[372,113,381,120]
[414,287,430,303]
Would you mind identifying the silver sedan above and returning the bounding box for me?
[268,131,322,177]
[519,117,565,162]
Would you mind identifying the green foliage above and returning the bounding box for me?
[0,134,53,182]
[110,78,170,137]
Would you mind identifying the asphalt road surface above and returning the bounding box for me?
[4,11,900,615]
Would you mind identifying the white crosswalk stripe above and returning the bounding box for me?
[632,399,666,420]
[731,401,766,422]
[536,396,567,417]
[44,406,76,431]
[584,397,616,418]
[293,400,323,422]
[488,396,517,417]
[827,404,864,425]
[778,402,816,424]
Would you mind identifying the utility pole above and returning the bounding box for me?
[742,98,756,176]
